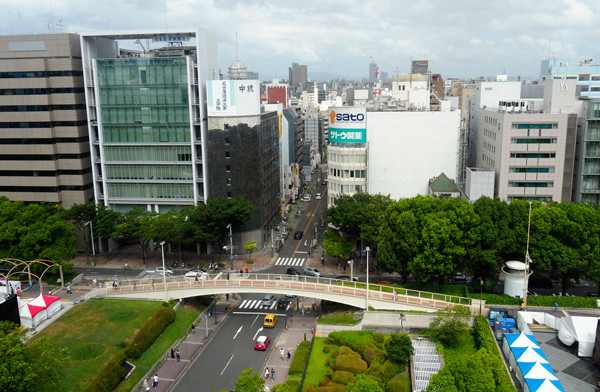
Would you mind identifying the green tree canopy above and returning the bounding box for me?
[234,368,265,392]
[347,374,384,392]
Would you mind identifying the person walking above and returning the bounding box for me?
[170,348,175,359]
[393,288,397,301]
[153,374,159,388]
[265,368,269,380]
[280,347,285,360]
[226,293,230,301]
[176,349,180,362]
[271,368,275,381]
[142,379,149,389]
[191,323,195,334]
[66,284,72,294]
[92,278,97,287]
[287,349,291,360]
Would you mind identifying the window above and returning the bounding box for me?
[227,192,232,198]
[508,182,553,188]
[511,138,557,144]
[226,165,230,172]
[509,167,554,173]
[510,152,556,158]
[226,178,231,185]
[225,137,230,144]
[225,151,230,158]
[579,74,590,81]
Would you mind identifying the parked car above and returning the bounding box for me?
[261,294,276,308]
[335,275,358,282]
[294,231,303,240]
[286,267,302,276]
[155,267,174,276]
[254,335,271,350]
[304,267,323,277]
[449,274,469,285]
[184,269,208,280]
[301,194,311,202]
[277,297,291,310]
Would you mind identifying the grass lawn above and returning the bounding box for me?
[303,337,339,388]
[35,298,201,392]
[318,313,359,325]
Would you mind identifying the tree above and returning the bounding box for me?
[426,367,458,392]
[377,209,419,282]
[429,305,471,347]
[63,201,96,262]
[114,208,157,265]
[234,368,264,392]
[347,374,384,392]
[385,333,414,366]
[0,334,69,392]
[244,240,258,260]
[323,230,354,265]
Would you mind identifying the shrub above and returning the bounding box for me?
[387,373,411,392]
[313,383,346,392]
[87,351,127,392]
[331,350,337,358]
[323,345,330,353]
[332,370,355,385]
[338,346,360,358]
[124,307,176,359]
[473,316,516,391]
[335,353,367,374]
[289,341,310,374]
[373,333,384,344]
[119,341,127,348]
[272,380,299,392]
[429,306,471,348]
[367,359,403,383]
[325,337,335,344]
[329,330,375,356]
[385,334,414,366]
[319,377,330,387]
[304,384,316,392]
[326,368,334,378]
[363,346,387,366]
[325,358,331,366]
[161,301,169,307]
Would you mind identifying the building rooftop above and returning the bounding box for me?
[430,173,459,192]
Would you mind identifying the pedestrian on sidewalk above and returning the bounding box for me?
[142,379,149,389]
[170,348,175,359]
[226,293,230,301]
[92,278,97,287]
[393,288,397,301]
[66,285,72,294]
[209,307,214,317]
[176,349,180,362]
[301,306,304,316]
[271,368,275,381]
[280,347,285,360]
[191,323,195,334]
[265,368,269,380]
[555,302,558,313]
[287,349,291,360]
[152,374,159,388]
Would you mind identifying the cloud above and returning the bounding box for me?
[2,0,600,80]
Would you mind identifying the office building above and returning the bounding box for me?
[80,29,218,213]
[0,33,93,208]
[574,99,600,205]
[265,80,289,108]
[288,62,307,93]
[541,58,600,98]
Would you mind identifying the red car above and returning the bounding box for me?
[254,335,271,351]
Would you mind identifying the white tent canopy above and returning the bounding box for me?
[557,316,599,357]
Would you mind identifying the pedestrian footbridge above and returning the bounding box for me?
[96,273,480,313]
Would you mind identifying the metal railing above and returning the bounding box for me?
[98,273,472,310]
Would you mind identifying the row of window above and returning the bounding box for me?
[0,168,92,176]
[100,106,189,126]
[483,141,496,154]
[483,128,497,141]
[510,152,556,158]
[580,86,600,92]
[0,87,85,95]
[103,146,192,162]
[328,153,367,164]
[0,136,89,145]
[509,167,555,173]
[0,70,83,79]
[97,58,188,87]
[0,104,86,112]
[98,86,189,106]
[331,183,366,193]
[0,120,88,128]
[512,123,558,129]
[578,74,600,81]
[0,152,90,160]
[0,183,93,192]
[103,126,191,143]
[106,182,193,199]
[508,182,554,188]
[329,168,366,178]
[511,138,557,144]
[105,164,194,180]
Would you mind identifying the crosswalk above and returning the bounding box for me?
[274,257,305,267]
[238,299,277,310]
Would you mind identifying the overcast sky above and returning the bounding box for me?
[3,0,600,81]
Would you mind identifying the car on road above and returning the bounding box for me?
[155,267,174,276]
[449,274,469,285]
[184,269,208,280]
[316,193,321,200]
[261,294,276,307]
[304,267,323,277]
[254,335,271,350]
[287,267,302,276]
[264,314,278,328]
[277,297,291,310]
[294,231,303,240]
[335,275,358,282]
[301,195,311,202]
[321,180,327,185]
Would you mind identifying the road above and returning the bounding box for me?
[172,294,286,392]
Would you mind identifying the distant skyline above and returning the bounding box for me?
[3,0,600,81]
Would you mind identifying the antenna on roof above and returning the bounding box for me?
[235,31,239,61]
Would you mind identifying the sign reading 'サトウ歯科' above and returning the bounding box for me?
[328,107,366,143]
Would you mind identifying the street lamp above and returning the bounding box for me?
[522,201,533,310]
[227,223,233,270]
[159,241,168,302]
[365,246,370,310]
[84,220,96,266]
[480,279,484,315]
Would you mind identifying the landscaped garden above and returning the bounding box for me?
[35,298,202,392]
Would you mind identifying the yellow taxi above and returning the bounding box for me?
[264,313,277,328]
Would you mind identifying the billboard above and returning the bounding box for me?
[207,80,260,116]
[328,107,366,143]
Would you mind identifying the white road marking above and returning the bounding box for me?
[221,354,234,375]
[233,326,243,340]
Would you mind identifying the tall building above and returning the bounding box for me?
[574,99,600,205]
[288,62,307,92]
[368,62,378,83]
[0,33,93,208]
[206,80,280,245]
[81,29,218,212]
[265,80,289,108]
[228,59,247,80]
[541,58,600,98]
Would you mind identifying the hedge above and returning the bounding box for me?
[473,316,517,392]
[272,380,300,392]
[313,383,346,392]
[329,330,386,364]
[124,307,176,359]
[289,340,311,374]
[477,293,598,308]
[366,359,403,382]
[87,351,127,392]
[387,373,410,392]
[331,370,355,385]
[335,353,367,374]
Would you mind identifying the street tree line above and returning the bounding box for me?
[0,196,253,269]
[325,194,600,293]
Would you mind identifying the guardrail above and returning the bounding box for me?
[97,273,472,310]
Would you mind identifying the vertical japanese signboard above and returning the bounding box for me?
[207,80,260,116]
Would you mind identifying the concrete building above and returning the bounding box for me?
[0,33,93,208]
[574,99,600,205]
[80,29,218,213]
[541,58,600,98]
[265,80,289,108]
[391,74,429,109]
[228,59,247,80]
[465,167,495,201]
[473,80,578,202]
[288,62,307,93]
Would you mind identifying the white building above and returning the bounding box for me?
[391,74,430,110]
[465,167,495,201]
